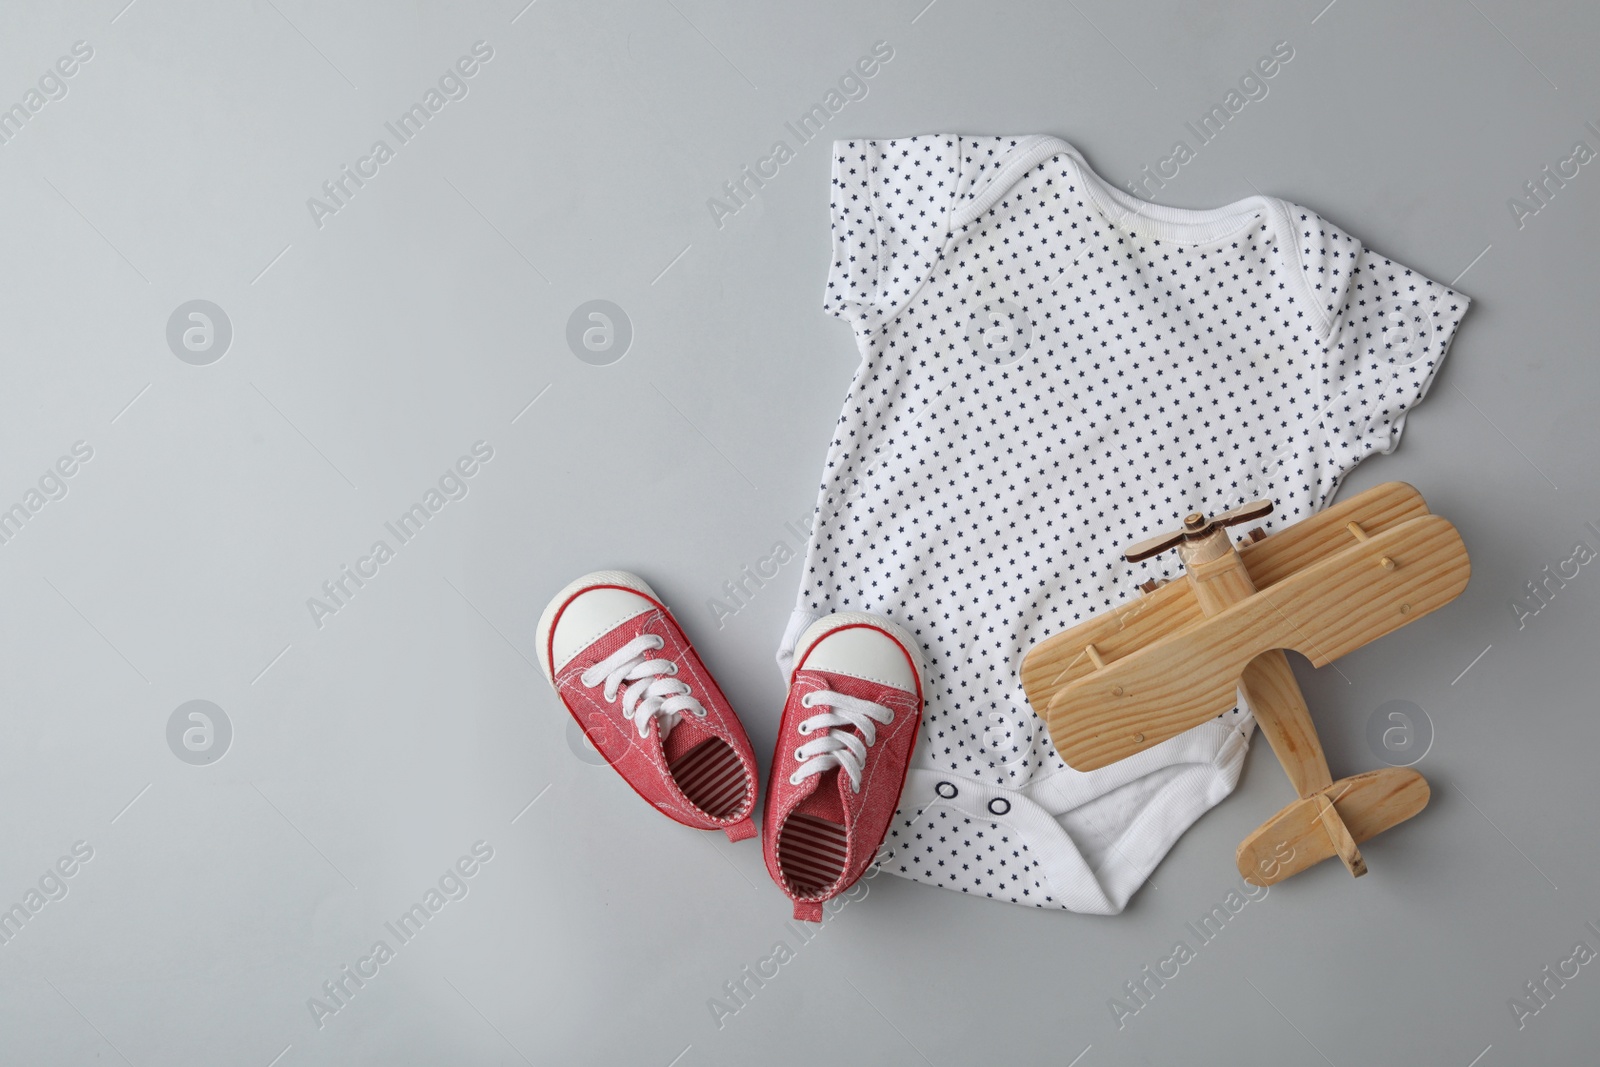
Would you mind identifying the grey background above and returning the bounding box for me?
[0,0,1594,1064]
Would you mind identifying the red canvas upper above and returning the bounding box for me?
[548,589,758,841]
[763,626,922,920]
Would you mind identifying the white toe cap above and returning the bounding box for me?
[538,571,660,678]
[796,617,920,693]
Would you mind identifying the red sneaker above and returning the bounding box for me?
[764,613,923,920]
[538,571,759,842]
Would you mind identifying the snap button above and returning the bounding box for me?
[935,781,958,799]
[987,797,1011,816]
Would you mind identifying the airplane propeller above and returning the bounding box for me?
[1123,498,1275,563]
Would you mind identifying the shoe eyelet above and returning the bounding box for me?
[935,781,958,799]
[788,773,801,785]
[987,797,1011,816]
[666,662,679,675]
[693,708,707,717]
[797,723,811,735]
[794,747,806,762]
[883,710,895,723]
[800,694,814,708]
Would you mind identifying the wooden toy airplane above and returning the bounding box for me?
[1020,482,1470,886]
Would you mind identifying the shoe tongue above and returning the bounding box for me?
[794,764,847,823]
[659,714,708,763]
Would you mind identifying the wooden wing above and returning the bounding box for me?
[1021,482,1429,717]
[1044,514,1468,770]
[1235,480,1431,591]
[1021,482,1464,772]
[1017,573,1205,725]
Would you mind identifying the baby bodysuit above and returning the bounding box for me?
[778,134,1469,914]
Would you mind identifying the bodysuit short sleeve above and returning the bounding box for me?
[1291,207,1472,481]
[824,137,961,337]
[824,136,1039,341]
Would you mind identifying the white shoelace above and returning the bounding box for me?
[580,633,706,739]
[788,690,895,794]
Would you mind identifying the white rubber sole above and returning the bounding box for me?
[535,569,661,683]
[789,610,925,693]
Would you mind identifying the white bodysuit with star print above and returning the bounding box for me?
[777,134,1470,914]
